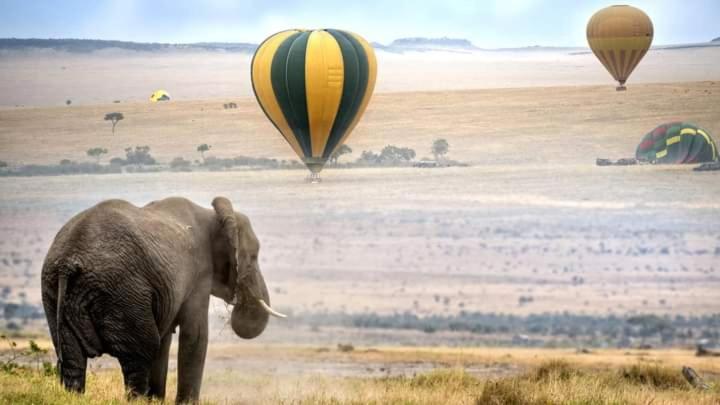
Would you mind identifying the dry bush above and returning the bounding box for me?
[620,364,690,390]
[529,359,577,382]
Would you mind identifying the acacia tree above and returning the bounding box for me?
[379,145,416,163]
[104,112,124,135]
[86,147,108,163]
[330,144,352,165]
[197,144,212,163]
[432,138,449,161]
[124,146,155,165]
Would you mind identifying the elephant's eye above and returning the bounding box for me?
[251,254,258,261]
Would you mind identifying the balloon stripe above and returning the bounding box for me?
[588,37,652,50]
[594,50,613,76]
[606,50,621,82]
[271,32,312,157]
[323,30,367,159]
[619,50,628,79]
[697,129,717,160]
[286,33,312,156]
[305,30,345,158]
[332,31,377,155]
[626,49,638,79]
[251,30,304,158]
[627,49,648,78]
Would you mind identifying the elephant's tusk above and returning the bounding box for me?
[257,299,287,318]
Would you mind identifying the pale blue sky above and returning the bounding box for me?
[1,0,718,47]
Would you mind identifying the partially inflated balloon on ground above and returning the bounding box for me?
[636,123,718,164]
[587,5,653,91]
[150,89,170,102]
[251,29,377,177]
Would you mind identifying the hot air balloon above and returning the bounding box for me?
[251,29,377,181]
[636,123,718,164]
[587,5,653,91]
[150,90,171,102]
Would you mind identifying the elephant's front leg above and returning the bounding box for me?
[148,331,173,399]
[176,296,209,403]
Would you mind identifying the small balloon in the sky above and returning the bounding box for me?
[587,5,654,91]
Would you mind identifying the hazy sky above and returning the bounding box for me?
[1,0,718,47]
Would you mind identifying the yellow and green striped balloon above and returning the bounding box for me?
[251,29,377,174]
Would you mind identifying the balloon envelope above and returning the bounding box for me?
[636,122,718,164]
[150,90,170,102]
[587,5,653,89]
[251,29,377,173]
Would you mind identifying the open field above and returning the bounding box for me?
[0,46,719,402]
[1,339,719,404]
[1,165,719,320]
[1,82,719,348]
[1,81,720,166]
[0,46,719,107]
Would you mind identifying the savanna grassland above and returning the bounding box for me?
[1,82,719,328]
[1,339,719,404]
[1,46,719,403]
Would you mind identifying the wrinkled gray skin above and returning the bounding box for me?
[41,196,273,403]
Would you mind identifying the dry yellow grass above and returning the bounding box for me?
[1,359,718,404]
[1,82,719,166]
[4,338,719,403]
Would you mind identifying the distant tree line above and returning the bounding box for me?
[293,311,720,348]
[0,138,462,177]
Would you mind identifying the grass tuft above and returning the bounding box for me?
[619,364,690,390]
[409,368,482,390]
[530,359,578,382]
[477,378,552,405]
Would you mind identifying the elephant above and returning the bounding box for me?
[40,196,285,403]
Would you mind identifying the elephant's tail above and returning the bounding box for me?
[54,262,102,369]
[55,271,69,367]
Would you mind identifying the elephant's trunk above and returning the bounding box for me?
[230,269,273,339]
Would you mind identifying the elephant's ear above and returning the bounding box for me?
[212,197,239,273]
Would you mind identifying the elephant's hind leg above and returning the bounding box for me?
[102,289,161,399]
[119,359,153,399]
[58,325,88,393]
[148,331,173,399]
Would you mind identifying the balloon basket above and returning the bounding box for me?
[305,173,322,184]
[616,85,627,92]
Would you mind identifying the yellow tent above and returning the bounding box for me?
[149,90,171,102]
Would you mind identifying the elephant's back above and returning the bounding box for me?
[43,199,165,278]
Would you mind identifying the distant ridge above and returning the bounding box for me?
[0,37,484,54]
[2,37,719,55]
[0,38,257,53]
[389,37,480,50]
